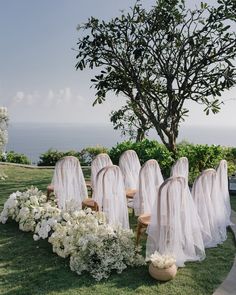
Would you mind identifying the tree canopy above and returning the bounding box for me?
[75,0,236,154]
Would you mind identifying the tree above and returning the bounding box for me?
[75,0,236,154]
[110,101,152,142]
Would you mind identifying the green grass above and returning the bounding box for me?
[0,164,235,295]
[230,194,236,211]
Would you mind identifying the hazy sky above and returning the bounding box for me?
[0,0,236,127]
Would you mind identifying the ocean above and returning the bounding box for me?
[5,122,236,164]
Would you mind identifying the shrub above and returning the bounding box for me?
[109,140,174,177]
[0,150,31,165]
[176,143,234,183]
[38,147,108,166]
[38,149,80,166]
[80,146,109,165]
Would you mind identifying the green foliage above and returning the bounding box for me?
[109,139,174,177]
[75,0,236,153]
[38,147,108,166]
[0,151,30,165]
[38,149,80,166]
[109,139,236,183]
[80,146,109,165]
[176,143,228,184]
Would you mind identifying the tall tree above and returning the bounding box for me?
[75,0,236,154]
[110,100,152,142]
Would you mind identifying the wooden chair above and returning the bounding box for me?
[136,213,151,245]
[82,198,99,211]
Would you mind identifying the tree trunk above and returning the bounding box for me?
[136,128,145,142]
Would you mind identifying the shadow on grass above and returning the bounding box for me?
[0,222,158,295]
[1,221,235,295]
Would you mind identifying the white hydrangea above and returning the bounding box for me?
[1,186,145,281]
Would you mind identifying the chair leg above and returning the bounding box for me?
[46,188,52,200]
[136,221,142,246]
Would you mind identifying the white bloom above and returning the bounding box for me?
[62,212,71,221]
[33,234,40,241]
[149,251,176,269]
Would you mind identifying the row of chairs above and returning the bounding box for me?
[47,150,231,266]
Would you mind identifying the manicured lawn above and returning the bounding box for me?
[230,194,236,211]
[0,164,235,295]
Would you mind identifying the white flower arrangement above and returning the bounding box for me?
[0,187,145,280]
[0,187,48,232]
[149,251,176,269]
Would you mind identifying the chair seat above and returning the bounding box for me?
[126,189,137,199]
[82,198,99,211]
[138,213,151,226]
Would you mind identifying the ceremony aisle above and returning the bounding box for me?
[0,164,235,295]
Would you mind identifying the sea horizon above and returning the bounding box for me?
[5,122,236,164]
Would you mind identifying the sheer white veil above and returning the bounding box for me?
[52,156,88,211]
[146,176,205,267]
[216,160,232,226]
[133,159,164,216]
[91,153,112,189]
[170,157,189,181]
[93,165,129,229]
[192,168,227,248]
[119,150,141,190]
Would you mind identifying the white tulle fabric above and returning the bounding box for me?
[192,169,227,248]
[52,156,88,211]
[170,157,189,181]
[91,153,113,189]
[146,176,205,267]
[216,160,232,226]
[119,150,141,190]
[92,165,129,229]
[133,159,164,216]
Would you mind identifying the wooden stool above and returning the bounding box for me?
[82,198,99,211]
[125,189,137,216]
[136,213,151,245]
[47,184,54,199]
[126,188,137,199]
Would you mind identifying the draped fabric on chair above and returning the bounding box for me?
[192,169,227,248]
[170,157,189,181]
[119,150,141,190]
[133,159,164,216]
[92,165,130,229]
[91,153,113,190]
[146,176,205,267]
[52,156,88,211]
[216,160,232,227]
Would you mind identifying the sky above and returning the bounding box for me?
[0,0,236,127]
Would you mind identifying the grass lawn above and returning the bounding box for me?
[0,164,235,295]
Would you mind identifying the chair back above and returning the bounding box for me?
[192,168,227,247]
[91,153,112,189]
[119,149,141,190]
[134,159,164,216]
[52,156,87,210]
[93,165,129,229]
[146,176,205,267]
[170,157,189,181]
